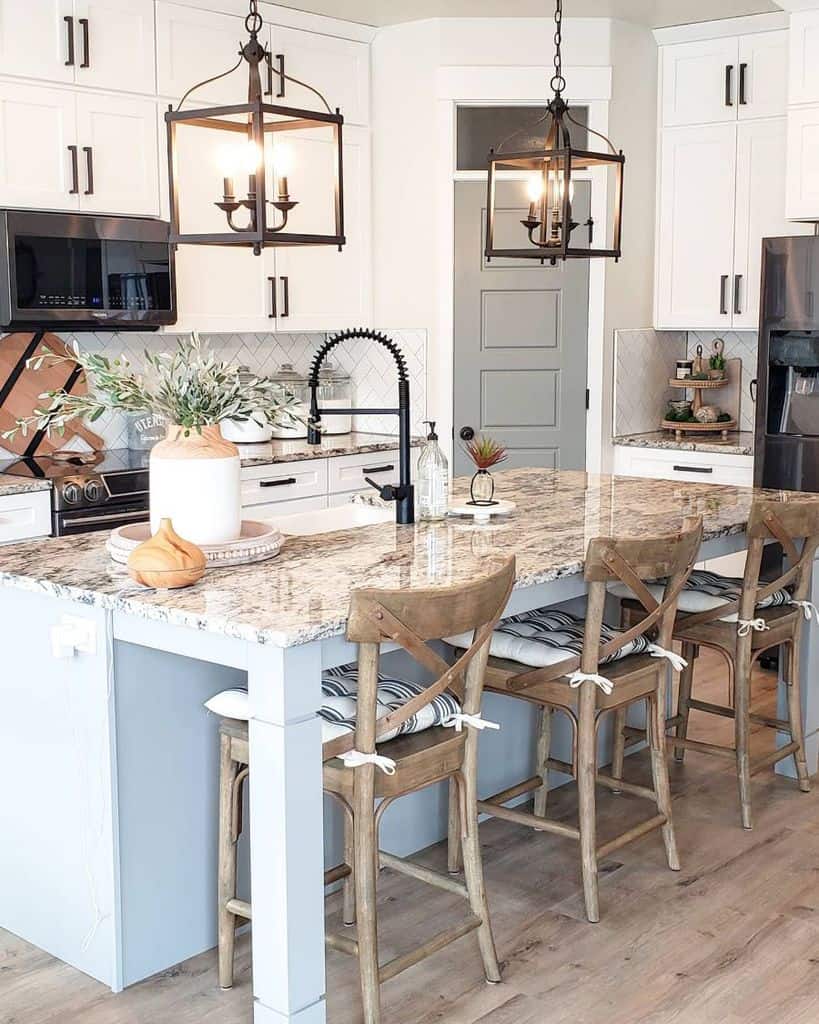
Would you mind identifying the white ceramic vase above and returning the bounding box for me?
[149,424,241,544]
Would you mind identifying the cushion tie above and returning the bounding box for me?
[339,750,397,775]
[788,599,819,624]
[648,644,688,672]
[567,670,613,696]
[737,618,770,637]
[443,712,501,733]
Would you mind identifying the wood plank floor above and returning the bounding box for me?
[3,651,818,1024]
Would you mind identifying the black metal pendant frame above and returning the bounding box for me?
[485,98,624,264]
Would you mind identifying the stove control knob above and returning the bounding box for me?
[83,479,105,503]
[62,481,82,505]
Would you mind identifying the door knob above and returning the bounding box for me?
[459,426,475,441]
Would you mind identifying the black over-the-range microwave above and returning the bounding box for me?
[0,210,176,330]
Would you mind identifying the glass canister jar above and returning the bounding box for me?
[269,363,309,439]
[317,359,352,435]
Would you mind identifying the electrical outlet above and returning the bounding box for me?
[50,615,97,659]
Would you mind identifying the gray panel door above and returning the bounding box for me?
[453,179,590,475]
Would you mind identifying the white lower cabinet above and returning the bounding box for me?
[243,495,327,521]
[612,445,754,488]
[0,491,52,544]
[241,458,328,512]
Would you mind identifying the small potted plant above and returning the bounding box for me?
[709,339,727,380]
[4,334,300,545]
[462,435,508,506]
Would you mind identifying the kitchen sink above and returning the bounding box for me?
[268,502,394,536]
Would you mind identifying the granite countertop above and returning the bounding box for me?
[1,467,814,649]
[613,430,755,457]
[0,474,53,498]
[237,431,409,467]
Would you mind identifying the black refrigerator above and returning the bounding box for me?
[755,235,819,492]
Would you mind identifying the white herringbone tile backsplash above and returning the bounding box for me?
[687,331,758,432]
[0,329,427,457]
[613,328,687,436]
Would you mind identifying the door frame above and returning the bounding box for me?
[434,65,612,473]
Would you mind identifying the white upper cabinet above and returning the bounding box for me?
[0,0,154,94]
[0,81,79,211]
[661,31,786,127]
[75,93,159,215]
[737,31,788,121]
[655,124,737,329]
[661,36,738,126]
[267,25,369,126]
[786,104,819,221]
[73,0,156,95]
[733,118,811,330]
[272,125,371,332]
[789,10,819,107]
[156,2,247,105]
[0,0,74,84]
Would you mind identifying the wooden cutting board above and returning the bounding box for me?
[0,332,105,457]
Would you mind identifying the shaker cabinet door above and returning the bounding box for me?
[156,2,246,105]
[73,0,156,95]
[0,0,74,84]
[661,36,739,127]
[268,24,370,126]
[737,30,788,122]
[272,125,371,332]
[76,93,159,215]
[0,81,79,211]
[733,118,812,330]
[655,124,737,329]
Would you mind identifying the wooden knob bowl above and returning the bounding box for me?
[127,517,207,590]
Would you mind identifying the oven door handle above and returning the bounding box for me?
[62,509,149,527]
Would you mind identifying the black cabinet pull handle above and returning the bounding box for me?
[362,464,394,475]
[734,274,743,316]
[673,465,713,474]
[738,62,747,105]
[78,17,89,68]
[64,16,75,66]
[275,54,285,98]
[725,64,734,106]
[719,274,729,315]
[280,275,289,317]
[750,378,757,403]
[264,52,273,95]
[260,477,297,488]
[67,145,79,194]
[267,275,277,318]
[82,146,94,195]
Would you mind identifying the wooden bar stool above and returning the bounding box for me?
[613,498,819,830]
[207,556,515,1024]
[448,522,703,923]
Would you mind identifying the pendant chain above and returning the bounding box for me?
[245,0,262,36]
[550,0,566,96]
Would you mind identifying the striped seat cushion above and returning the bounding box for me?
[204,664,461,746]
[447,608,653,670]
[609,569,792,624]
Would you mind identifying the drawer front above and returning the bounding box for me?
[242,495,327,520]
[0,491,51,544]
[626,455,752,487]
[241,459,328,507]
[328,450,401,494]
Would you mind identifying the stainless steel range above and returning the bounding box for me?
[0,449,150,536]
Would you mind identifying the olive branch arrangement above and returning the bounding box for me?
[2,334,302,440]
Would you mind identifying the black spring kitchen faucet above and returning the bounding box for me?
[306,328,415,525]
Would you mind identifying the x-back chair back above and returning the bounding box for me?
[508,518,704,695]
[324,557,517,762]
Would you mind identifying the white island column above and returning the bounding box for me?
[248,641,328,1024]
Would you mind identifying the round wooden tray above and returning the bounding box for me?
[668,376,728,389]
[661,418,737,438]
[107,520,284,568]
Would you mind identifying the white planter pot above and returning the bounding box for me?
[149,424,241,544]
[220,416,273,444]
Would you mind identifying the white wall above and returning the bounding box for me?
[371,16,659,466]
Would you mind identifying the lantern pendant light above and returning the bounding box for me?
[485,0,624,264]
[165,0,344,255]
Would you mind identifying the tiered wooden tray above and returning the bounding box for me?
[661,377,737,440]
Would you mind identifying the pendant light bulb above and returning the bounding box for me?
[526,172,544,203]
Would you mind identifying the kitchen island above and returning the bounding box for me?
[1,468,817,1024]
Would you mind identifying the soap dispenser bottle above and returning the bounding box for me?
[417,420,449,521]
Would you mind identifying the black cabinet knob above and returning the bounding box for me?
[459,426,475,441]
